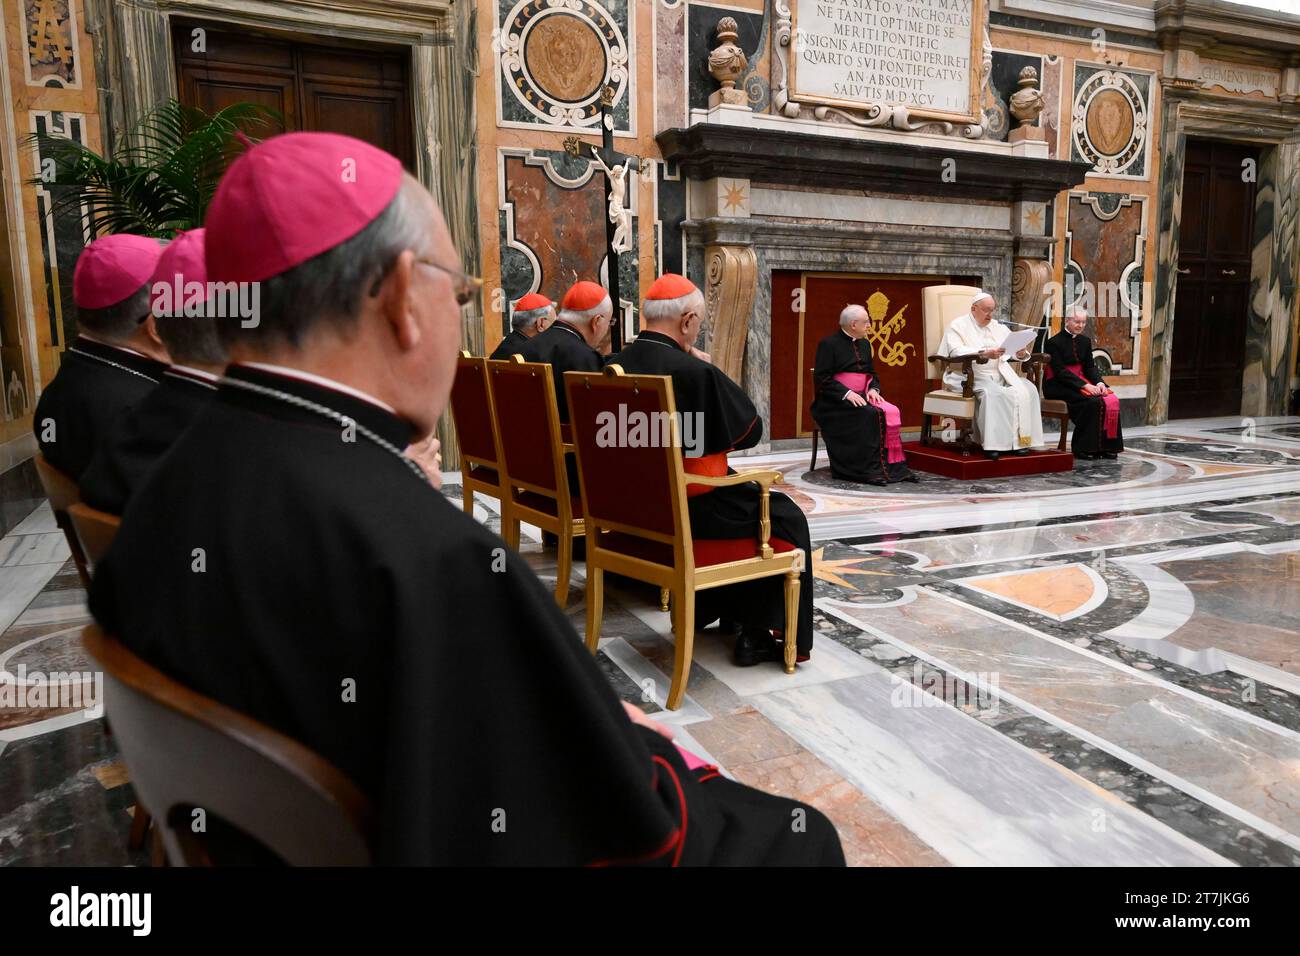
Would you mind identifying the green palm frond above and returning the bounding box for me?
[25,99,278,239]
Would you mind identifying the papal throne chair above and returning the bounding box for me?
[565,366,804,711]
[919,285,1065,453]
[487,357,586,607]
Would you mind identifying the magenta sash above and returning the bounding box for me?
[834,372,905,464]
[1051,362,1119,439]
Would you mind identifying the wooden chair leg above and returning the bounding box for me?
[659,587,670,612]
[128,805,151,851]
[150,826,167,867]
[666,588,696,711]
[502,505,520,551]
[783,568,801,675]
[920,414,931,448]
[554,530,572,608]
[462,486,474,516]
[584,564,604,653]
[1058,416,1069,452]
[809,429,820,471]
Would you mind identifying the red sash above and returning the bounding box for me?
[683,451,729,498]
[833,372,905,464]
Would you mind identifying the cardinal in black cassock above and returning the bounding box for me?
[511,281,609,422]
[89,133,844,866]
[488,291,553,361]
[608,274,817,669]
[811,306,913,484]
[1042,310,1124,459]
[81,229,226,514]
[34,234,168,480]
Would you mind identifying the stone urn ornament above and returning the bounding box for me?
[708,17,748,108]
[1008,66,1046,143]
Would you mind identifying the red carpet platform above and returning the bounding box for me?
[903,441,1074,479]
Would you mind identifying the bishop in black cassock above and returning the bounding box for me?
[488,291,553,361]
[1043,309,1123,459]
[609,274,816,668]
[34,234,168,480]
[90,133,843,866]
[81,229,226,514]
[811,306,913,484]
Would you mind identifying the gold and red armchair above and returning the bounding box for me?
[565,366,803,710]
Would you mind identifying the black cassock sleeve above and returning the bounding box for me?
[703,364,762,452]
[813,335,852,403]
[1079,335,1106,386]
[1046,334,1090,393]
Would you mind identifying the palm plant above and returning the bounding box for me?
[28,99,277,239]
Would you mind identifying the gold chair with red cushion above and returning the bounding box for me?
[565,366,804,710]
[487,357,585,607]
[449,352,509,519]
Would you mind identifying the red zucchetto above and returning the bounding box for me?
[73,234,164,310]
[561,281,610,311]
[204,132,404,284]
[513,292,552,311]
[644,273,697,300]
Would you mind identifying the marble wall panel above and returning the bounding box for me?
[1071,64,1153,180]
[1065,191,1146,373]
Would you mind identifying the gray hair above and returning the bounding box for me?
[559,297,611,326]
[218,178,428,350]
[511,304,550,332]
[641,289,704,324]
[154,305,228,366]
[1067,304,1089,321]
[76,285,153,341]
[839,304,867,329]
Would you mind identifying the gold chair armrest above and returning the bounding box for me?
[683,468,782,489]
[685,469,783,556]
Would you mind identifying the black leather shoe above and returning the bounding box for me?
[734,628,780,667]
[1102,452,1118,460]
[984,450,1001,461]
[1013,449,1031,456]
[902,472,919,483]
[868,478,888,487]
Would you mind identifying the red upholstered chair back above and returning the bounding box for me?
[487,358,565,496]
[564,367,687,541]
[449,354,500,468]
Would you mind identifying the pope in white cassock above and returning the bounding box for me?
[937,291,1044,460]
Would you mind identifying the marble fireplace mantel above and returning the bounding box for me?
[657,118,1091,205]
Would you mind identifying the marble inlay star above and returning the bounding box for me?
[812,546,893,591]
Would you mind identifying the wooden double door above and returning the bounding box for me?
[173,20,414,169]
[1169,139,1258,420]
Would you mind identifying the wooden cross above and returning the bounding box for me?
[566,86,641,352]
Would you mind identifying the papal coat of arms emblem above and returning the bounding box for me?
[863,291,915,367]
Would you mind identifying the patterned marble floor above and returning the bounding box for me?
[3,415,1299,866]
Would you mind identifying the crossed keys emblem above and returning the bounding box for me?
[863,290,915,367]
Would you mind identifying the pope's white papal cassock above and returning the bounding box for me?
[937,295,1044,453]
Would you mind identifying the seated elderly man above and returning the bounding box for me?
[34,234,170,480]
[811,304,914,485]
[489,292,554,360]
[609,274,816,669]
[514,280,609,422]
[1043,305,1124,460]
[937,290,1043,460]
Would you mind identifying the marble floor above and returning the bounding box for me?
[3,416,1299,866]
